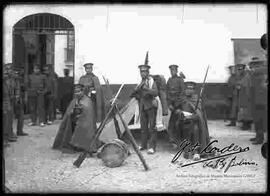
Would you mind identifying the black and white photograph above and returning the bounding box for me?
[2,2,268,193]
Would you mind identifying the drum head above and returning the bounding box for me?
[100,139,128,168]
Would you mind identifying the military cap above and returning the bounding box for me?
[185,81,196,88]
[83,63,94,68]
[74,84,84,91]
[227,65,235,69]
[4,63,13,67]
[248,60,265,69]
[138,64,151,71]
[169,64,179,69]
[236,64,246,70]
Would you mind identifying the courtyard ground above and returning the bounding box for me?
[4,119,267,193]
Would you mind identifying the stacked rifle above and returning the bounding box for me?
[73,81,149,171]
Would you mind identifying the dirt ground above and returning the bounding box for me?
[4,119,267,193]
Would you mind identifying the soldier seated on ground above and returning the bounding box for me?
[52,84,103,154]
[174,81,213,160]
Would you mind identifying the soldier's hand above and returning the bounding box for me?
[169,105,174,111]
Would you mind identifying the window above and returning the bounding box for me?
[65,33,74,63]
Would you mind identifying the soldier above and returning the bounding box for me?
[237,64,253,130]
[177,81,212,160]
[131,63,159,154]
[27,65,47,127]
[13,67,28,136]
[3,63,17,143]
[249,33,268,145]
[225,65,238,126]
[43,64,58,125]
[166,64,186,148]
[60,68,74,117]
[53,83,103,153]
[79,63,105,123]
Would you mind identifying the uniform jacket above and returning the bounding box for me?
[79,73,105,122]
[45,73,58,97]
[27,73,47,96]
[226,74,237,98]
[52,95,102,152]
[166,75,186,108]
[250,64,267,106]
[238,71,253,121]
[3,79,12,113]
[134,76,159,111]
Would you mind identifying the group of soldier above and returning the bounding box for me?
[3,63,73,147]
[226,33,267,145]
[52,55,211,162]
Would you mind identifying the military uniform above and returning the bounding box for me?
[3,63,17,142]
[60,69,74,116]
[237,64,253,130]
[27,67,47,125]
[131,60,159,154]
[13,68,28,135]
[166,64,186,145]
[226,65,238,126]
[78,63,105,122]
[44,65,58,124]
[249,60,267,144]
[249,33,268,144]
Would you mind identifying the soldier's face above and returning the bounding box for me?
[230,67,236,75]
[34,66,40,74]
[85,67,93,74]
[170,68,178,76]
[185,87,195,96]
[74,90,83,98]
[43,67,50,74]
[140,70,149,79]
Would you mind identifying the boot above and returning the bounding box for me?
[17,131,28,136]
[252,139,263,145]
[241,122,251,130]
[250,137,257,142]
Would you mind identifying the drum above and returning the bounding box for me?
[100,139,129,168]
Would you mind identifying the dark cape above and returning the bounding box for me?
[52,95,103,152]
[182,95,210,152]
[79,73,105,123]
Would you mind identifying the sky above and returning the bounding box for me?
[72,4,267,83]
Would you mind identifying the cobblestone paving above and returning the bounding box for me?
[4,119,267,193]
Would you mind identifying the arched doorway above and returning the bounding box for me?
[13,13,75,114]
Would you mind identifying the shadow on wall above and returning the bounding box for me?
[102,83,229,120]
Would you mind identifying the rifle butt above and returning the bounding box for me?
[73,152,88,168]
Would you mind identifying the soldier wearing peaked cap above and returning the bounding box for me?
[236,63,253,130]
[52,82,103,153]
[166,64,186,148]
[3,63,18,143]
[13,67,28,136]
[225,65,238,126]
[43,64,58,125]
[59,68,74,117]
[131,52,159,154]
[27,64,47,127]
[174,81,213,160]
[79,62,105,123]
[249,34,268,145]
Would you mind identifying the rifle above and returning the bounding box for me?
[102,77,150,171]
[73,83,125,168]
[115,105,149,171]
[194,66,209,111]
